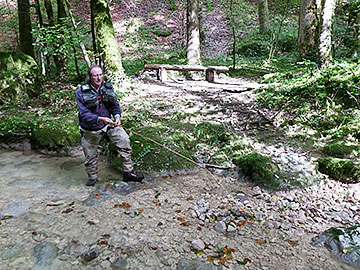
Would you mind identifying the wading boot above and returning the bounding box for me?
[123,171,144,182]
[86,178,98,186]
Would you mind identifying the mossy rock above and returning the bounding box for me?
[322,143,357,158]
[317,225,360,268]
[31,120,81,150]
[0,51,42,104]
[317,157,359,183]
[233,152,280,190]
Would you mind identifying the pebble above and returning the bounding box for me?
[191,239,205,251]
[214,221,226,233]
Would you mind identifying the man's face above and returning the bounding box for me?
[90,67,103,89]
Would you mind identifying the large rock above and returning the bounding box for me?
[0,51,42,104]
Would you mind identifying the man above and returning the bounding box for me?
[76,64,144,186]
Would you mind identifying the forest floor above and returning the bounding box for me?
[1,75,359,270]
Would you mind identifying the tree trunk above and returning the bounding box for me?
[91,0,125,77]
[318,0,336,68]
[258,0,269,34]
[186,0,201,65]
[17,0,35,58]
[298,0,321,61]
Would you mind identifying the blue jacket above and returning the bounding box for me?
[76,82,121,131]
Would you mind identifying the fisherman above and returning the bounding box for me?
[75,64,144,186]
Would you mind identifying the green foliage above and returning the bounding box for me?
[32,18,85,74]
[317,157,359,183]
[257,61,360,140]
[233,152,280,190]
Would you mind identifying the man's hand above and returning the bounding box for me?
[98,116,115,125]
[115,115,121,126]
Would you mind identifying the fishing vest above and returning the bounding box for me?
[81,82,118,109]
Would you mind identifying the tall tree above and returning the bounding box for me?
[298,0,320,61]
[17,0,35,58]
[91,0,124,78]
[318,0,336,68]
[258,0,269,34]
[186,0,201,65]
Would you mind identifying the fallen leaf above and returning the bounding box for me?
[207,256,219,262]
[237,258,251,265]
[162,175,171,179]
[180,222,190,226]
[219,256,227,266]
[114,204,120,208]
[68,202,74,207]
[229,248,236,252]
[98,240,108,245]
[32,231,37,236]
[175,209,182,213]
[237,220,246,227]
[226,254,233,260]
[94,194,100,199]
[343,248,348,254]
[197,226,202,231]
[137,208,144,213]
[2,215,13,220]
[286,239,299,247]
[255,239,267,246]
[121,202,131,209]
[186,197,194,201]
[105,184,112,188]
[177,217,185,222]
[164,199,169,203]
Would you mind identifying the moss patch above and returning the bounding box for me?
[317,157,359,183]
[31,119,81,150]
[233,152,280,190]
[322,143,357,158]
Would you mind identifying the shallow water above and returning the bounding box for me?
[0,150,123,217]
